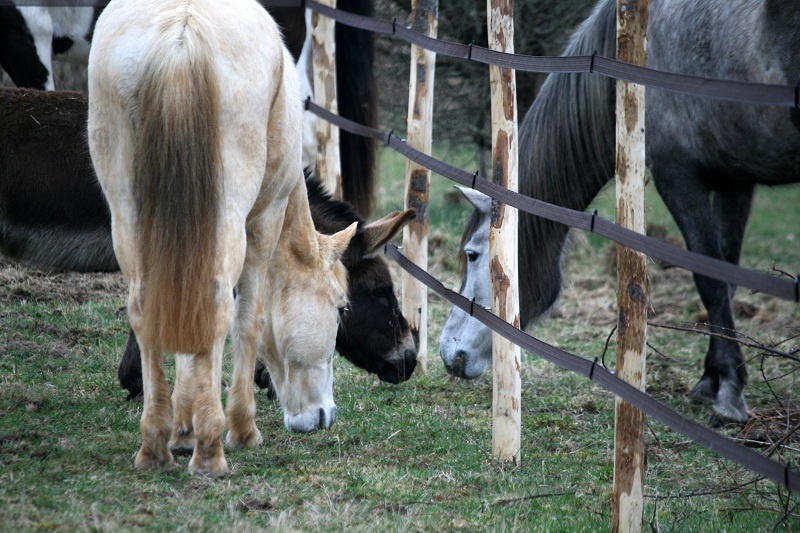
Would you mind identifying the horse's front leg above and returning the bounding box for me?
[654,164,751,424]
[225,216,280,450]
[691,186,754,424]
[224,270,264,450]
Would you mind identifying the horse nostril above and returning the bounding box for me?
[404,348,417,360]
[453,351,467,373]
[318,407,325,428]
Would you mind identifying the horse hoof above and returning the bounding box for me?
[134,448,175,470]
[712,381,749,424]
[169,438,195,456]
[188,454,228,477]
[224,428,263,450]
[690,377,716,403]
[126,389,143,402]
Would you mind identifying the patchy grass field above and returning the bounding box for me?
[1,145,799,531]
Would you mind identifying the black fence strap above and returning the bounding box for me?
[306,0,394,37]
[306,0,797,108]
[307,99,384,144]
[384,243,800,492]
[306,100,798,303]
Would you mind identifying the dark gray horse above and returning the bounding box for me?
[440,0,800,424]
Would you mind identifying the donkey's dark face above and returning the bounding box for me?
[337,253,416,383]
[308,183,418,384]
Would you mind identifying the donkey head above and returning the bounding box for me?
[336,209,418,383]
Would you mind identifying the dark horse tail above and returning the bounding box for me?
[337,0,376,218]
[135,27,221,354]
[518,0,617,325]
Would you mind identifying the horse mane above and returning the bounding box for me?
[305,171,363,230]
[304,172,368,267]
[517,0,617,325]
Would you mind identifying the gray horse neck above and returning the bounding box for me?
[517,0,617,326]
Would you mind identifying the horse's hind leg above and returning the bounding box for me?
[169,354,197,455]
[118,329,143,401]
[655,165,752,423]
[692,185,754,423]
[132,295,174,469]
[187,339,227,476]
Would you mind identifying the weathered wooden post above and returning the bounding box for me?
[402,0,438,374]
[311,0,342,198]
[612,0,649,531]
[487,0,521,465]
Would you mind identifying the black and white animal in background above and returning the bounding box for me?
[439,0,800,425]
[0,0,378,217]
[0,4,98,90]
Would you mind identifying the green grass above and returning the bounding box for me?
[1,144,799,531]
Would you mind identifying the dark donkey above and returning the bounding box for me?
[0,88,417,397]
[440,0,800,424]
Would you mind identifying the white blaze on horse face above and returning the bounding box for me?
[269,222,356,433]
[438,188,493,379]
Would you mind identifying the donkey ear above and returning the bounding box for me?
[321,221,358,264]
[455,186,492,214]
[361,208,417,256]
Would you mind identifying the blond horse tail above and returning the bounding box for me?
[135,26,220,354]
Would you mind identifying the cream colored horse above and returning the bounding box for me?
[88,0,355,477]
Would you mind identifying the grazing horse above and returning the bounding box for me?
[88,0,356,475]
[0,0,377,217]
[439,0,800,424]
[0,87,417,393]
[120,177,418,400]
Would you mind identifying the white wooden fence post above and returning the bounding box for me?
[612,0,649,531]
[487,0,521,465]
[402,0,438,375]
[311,0,342,198]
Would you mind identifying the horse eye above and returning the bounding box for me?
[338,306,349,317]
[466,250,479,262]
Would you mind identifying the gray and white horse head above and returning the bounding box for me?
[438,187,493,379]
